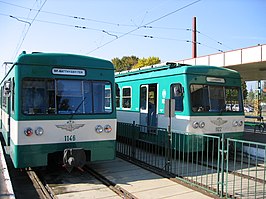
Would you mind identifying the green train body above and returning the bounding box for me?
[115,63,245,152]
[0,52,116,168]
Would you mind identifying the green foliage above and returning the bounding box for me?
[112,55,161,72]
[112,57,124,72]
[132,56,161,69]
[242,81,248,100]
[112,56,138,72]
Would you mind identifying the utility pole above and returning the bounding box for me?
[192,16,197,58]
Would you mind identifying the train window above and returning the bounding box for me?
[22,80,48,114]
[171,84,183,112]
[190,84,243,113]
[225,87,243,112]
[115,84,120,108]
[57,80,83,114]
[93,82,112,113]
[122,87,131,109]
[22,78,113,115]
[140,86,147,110]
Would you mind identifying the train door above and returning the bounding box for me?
[3,80,11,145]
[139,84,158,128]
[0,87,2,130]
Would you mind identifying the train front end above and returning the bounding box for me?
[8,52,116,169]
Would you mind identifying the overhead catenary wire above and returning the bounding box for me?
[12,0,39,59]
[12,0,48,58]
[1,0,229,52]
[0,0,134,28]
[87,0,202,54]
[1,11,224,53]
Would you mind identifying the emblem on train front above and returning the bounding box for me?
[56,120,85,132]
[210,117,227,126]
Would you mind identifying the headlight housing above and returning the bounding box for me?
[104,125,112,133]
[192,121,199,129]
[95,125,103,133]
[199,121,205,128]
[24,127,33,136]
[233,120,238,127]
[35,127,44,136]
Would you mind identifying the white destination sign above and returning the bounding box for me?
[52,68,85,76]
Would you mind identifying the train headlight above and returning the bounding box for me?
[24,127,33,136]
[233,120,238,127]
[104,125,112,133]
[192,121,199,129]
[95,125,103,133]
[35,127,44,136]
[238,120,243,126]
[199,121,205,128]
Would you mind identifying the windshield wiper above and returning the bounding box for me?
[69,97,86,120]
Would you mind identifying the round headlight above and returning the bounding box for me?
[95,125,103,133]
[238,120,243,126]
[199,121,205,128]
[24,127,33,136]
[35,127,44,136]
[104,125,112,133]
[192,121,199,129]
[233,120,238,127]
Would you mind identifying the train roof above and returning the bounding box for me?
[115,62,241,80]
[13,51,114,69]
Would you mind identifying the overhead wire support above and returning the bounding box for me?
[9,15,31,26]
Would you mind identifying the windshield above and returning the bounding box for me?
[190,84,243,113]
[22,78,113,115]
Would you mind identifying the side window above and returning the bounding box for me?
[122,87,131,109]
[116,83,120,108]
[171,83,183,112]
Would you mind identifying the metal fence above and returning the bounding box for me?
[116,122,266,198]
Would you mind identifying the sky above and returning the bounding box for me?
[0,0,266,85]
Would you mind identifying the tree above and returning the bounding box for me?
[112,56,139,72]
[112,57,123,72]
[121,56,138,70]
[242,81,248,100]
[132,56,161,69]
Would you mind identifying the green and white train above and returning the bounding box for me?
[0,52,116,169]
[115,62,245,150]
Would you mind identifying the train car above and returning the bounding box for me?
[115,63,245,151]
[0,52,116,169]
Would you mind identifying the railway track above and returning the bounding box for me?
[6,157,135,198]
[31,158,213,199]
[31,165,137,199]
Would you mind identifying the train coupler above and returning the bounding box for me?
[63,148,86,173]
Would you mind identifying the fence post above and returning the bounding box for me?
[167,126,172,173]
[131,121,136,160]
[219,133,226,197]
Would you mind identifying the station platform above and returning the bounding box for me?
[89,158,215,199]
[0,140,15,199]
